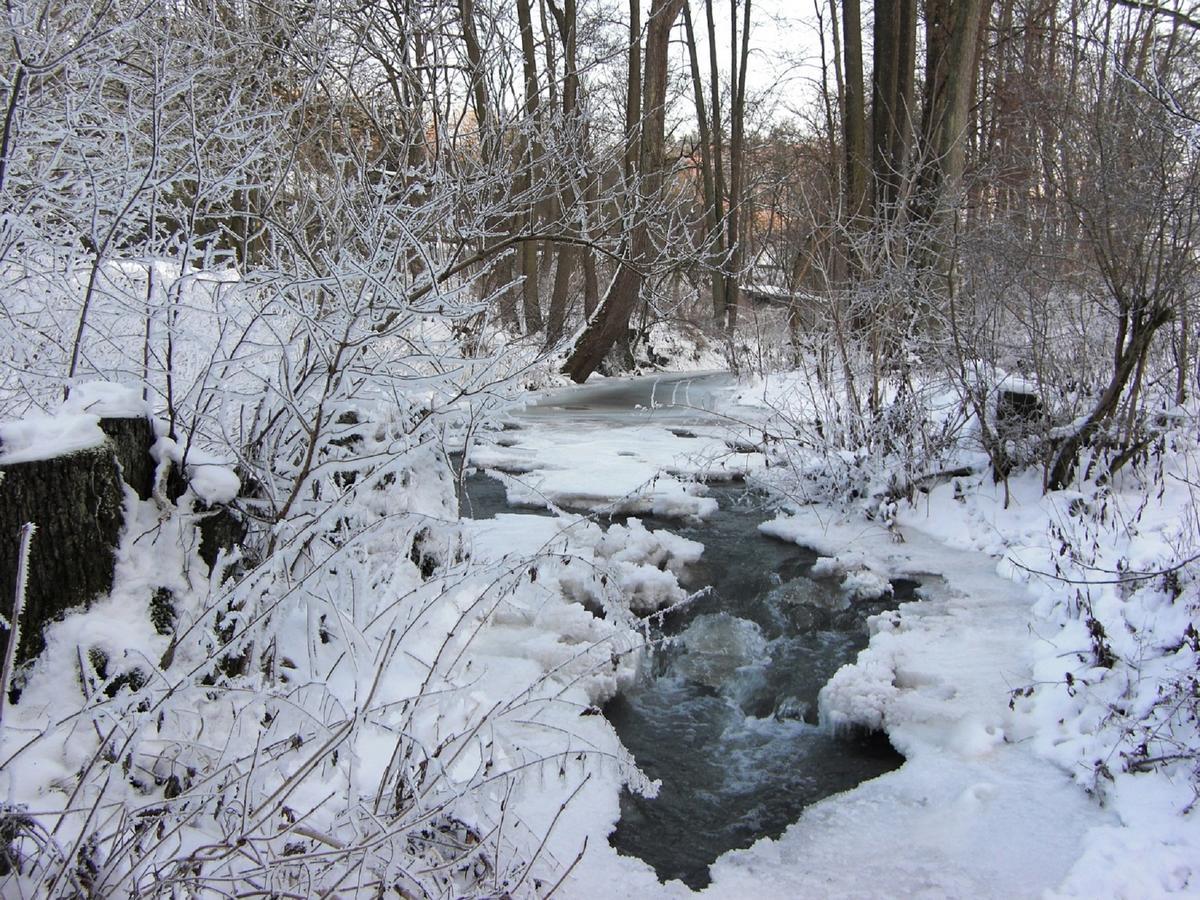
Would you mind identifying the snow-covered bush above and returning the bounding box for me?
[1011,418,1200,805]
[0,2,661,895]
[0,433,675,894]
[736,350,974,519]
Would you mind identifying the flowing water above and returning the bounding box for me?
[460,373,906,889]
[602,488,909,888]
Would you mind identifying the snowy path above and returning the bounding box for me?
[471,373,1111,898]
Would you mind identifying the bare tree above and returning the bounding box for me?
[563,0,686,381]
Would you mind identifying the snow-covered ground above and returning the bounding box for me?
[4,368,1195,896]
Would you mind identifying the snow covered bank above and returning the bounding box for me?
[1,371,717,895]
[725,448,1200,896]
[516,369,1200,898]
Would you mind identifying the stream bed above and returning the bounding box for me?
[459,374,907,888]
[601,486,909,888]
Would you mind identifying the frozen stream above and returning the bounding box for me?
[462,373,907,888]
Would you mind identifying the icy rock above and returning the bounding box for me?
[774,696,812,722]
[840,569,894,601]
[675,613,769,689]
[769,577,850,610]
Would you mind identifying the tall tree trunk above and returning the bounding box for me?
[683,0,726,322]
[458,0,518,328]
[918,0,989,229]
[516,0,544,333]
[563,0,685,381]
[706,0,729,313]
[871,0,916,216]
[724,0,752,328]
[544,0,581,347]
[624,0,643,189]
[842,0,871,234]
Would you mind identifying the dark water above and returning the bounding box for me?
[602,486,908,888]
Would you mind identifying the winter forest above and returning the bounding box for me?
[0,0,1198,895]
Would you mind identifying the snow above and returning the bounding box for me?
[186,462,241,504]
[0,380,154,464]
[446,369,1200,898]
[0,411,106,464]
[63,380,152,419]
[838,567,894,600]
[468,373,767,520]
[4,361,1196,897]
[1,435,674,895]
[704,750,1105,899]
[464,511,703,615]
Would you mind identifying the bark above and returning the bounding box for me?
[724,0,752,328]
[516,0,544,333]
[0,418,154,665]
[624,0,643,188]
[683,0,726,321]
[919,0,989,225]
[563,0,685,381]
[1048,306,1173,489]
[544,0,581,347]
[871,0,916,215]
[705,0,729,302]
[458,0,518,327]
[841,0,870,228]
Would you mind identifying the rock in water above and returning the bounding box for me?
[674,613,768,689]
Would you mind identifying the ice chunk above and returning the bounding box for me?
[674,613,769,689]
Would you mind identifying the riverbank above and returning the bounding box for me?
[466,370,1197,897]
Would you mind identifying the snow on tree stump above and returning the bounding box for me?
[0,414,156,665]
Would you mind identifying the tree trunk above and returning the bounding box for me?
[724,0,752,328]
[563,0,685,381]
[0,418,156,665]
[458,0,518,327]
[871,0,916,216]
[624,0,642,189]
[516,0,544,333]
[683,0,726,322]
[544,0,581,348]
[842,0,870,230]
[1048,307,1172,489]
[706,0,729,314]
[918,0,989,227]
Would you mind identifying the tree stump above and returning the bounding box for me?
[0,416,155,664]
[1,447,124,664]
